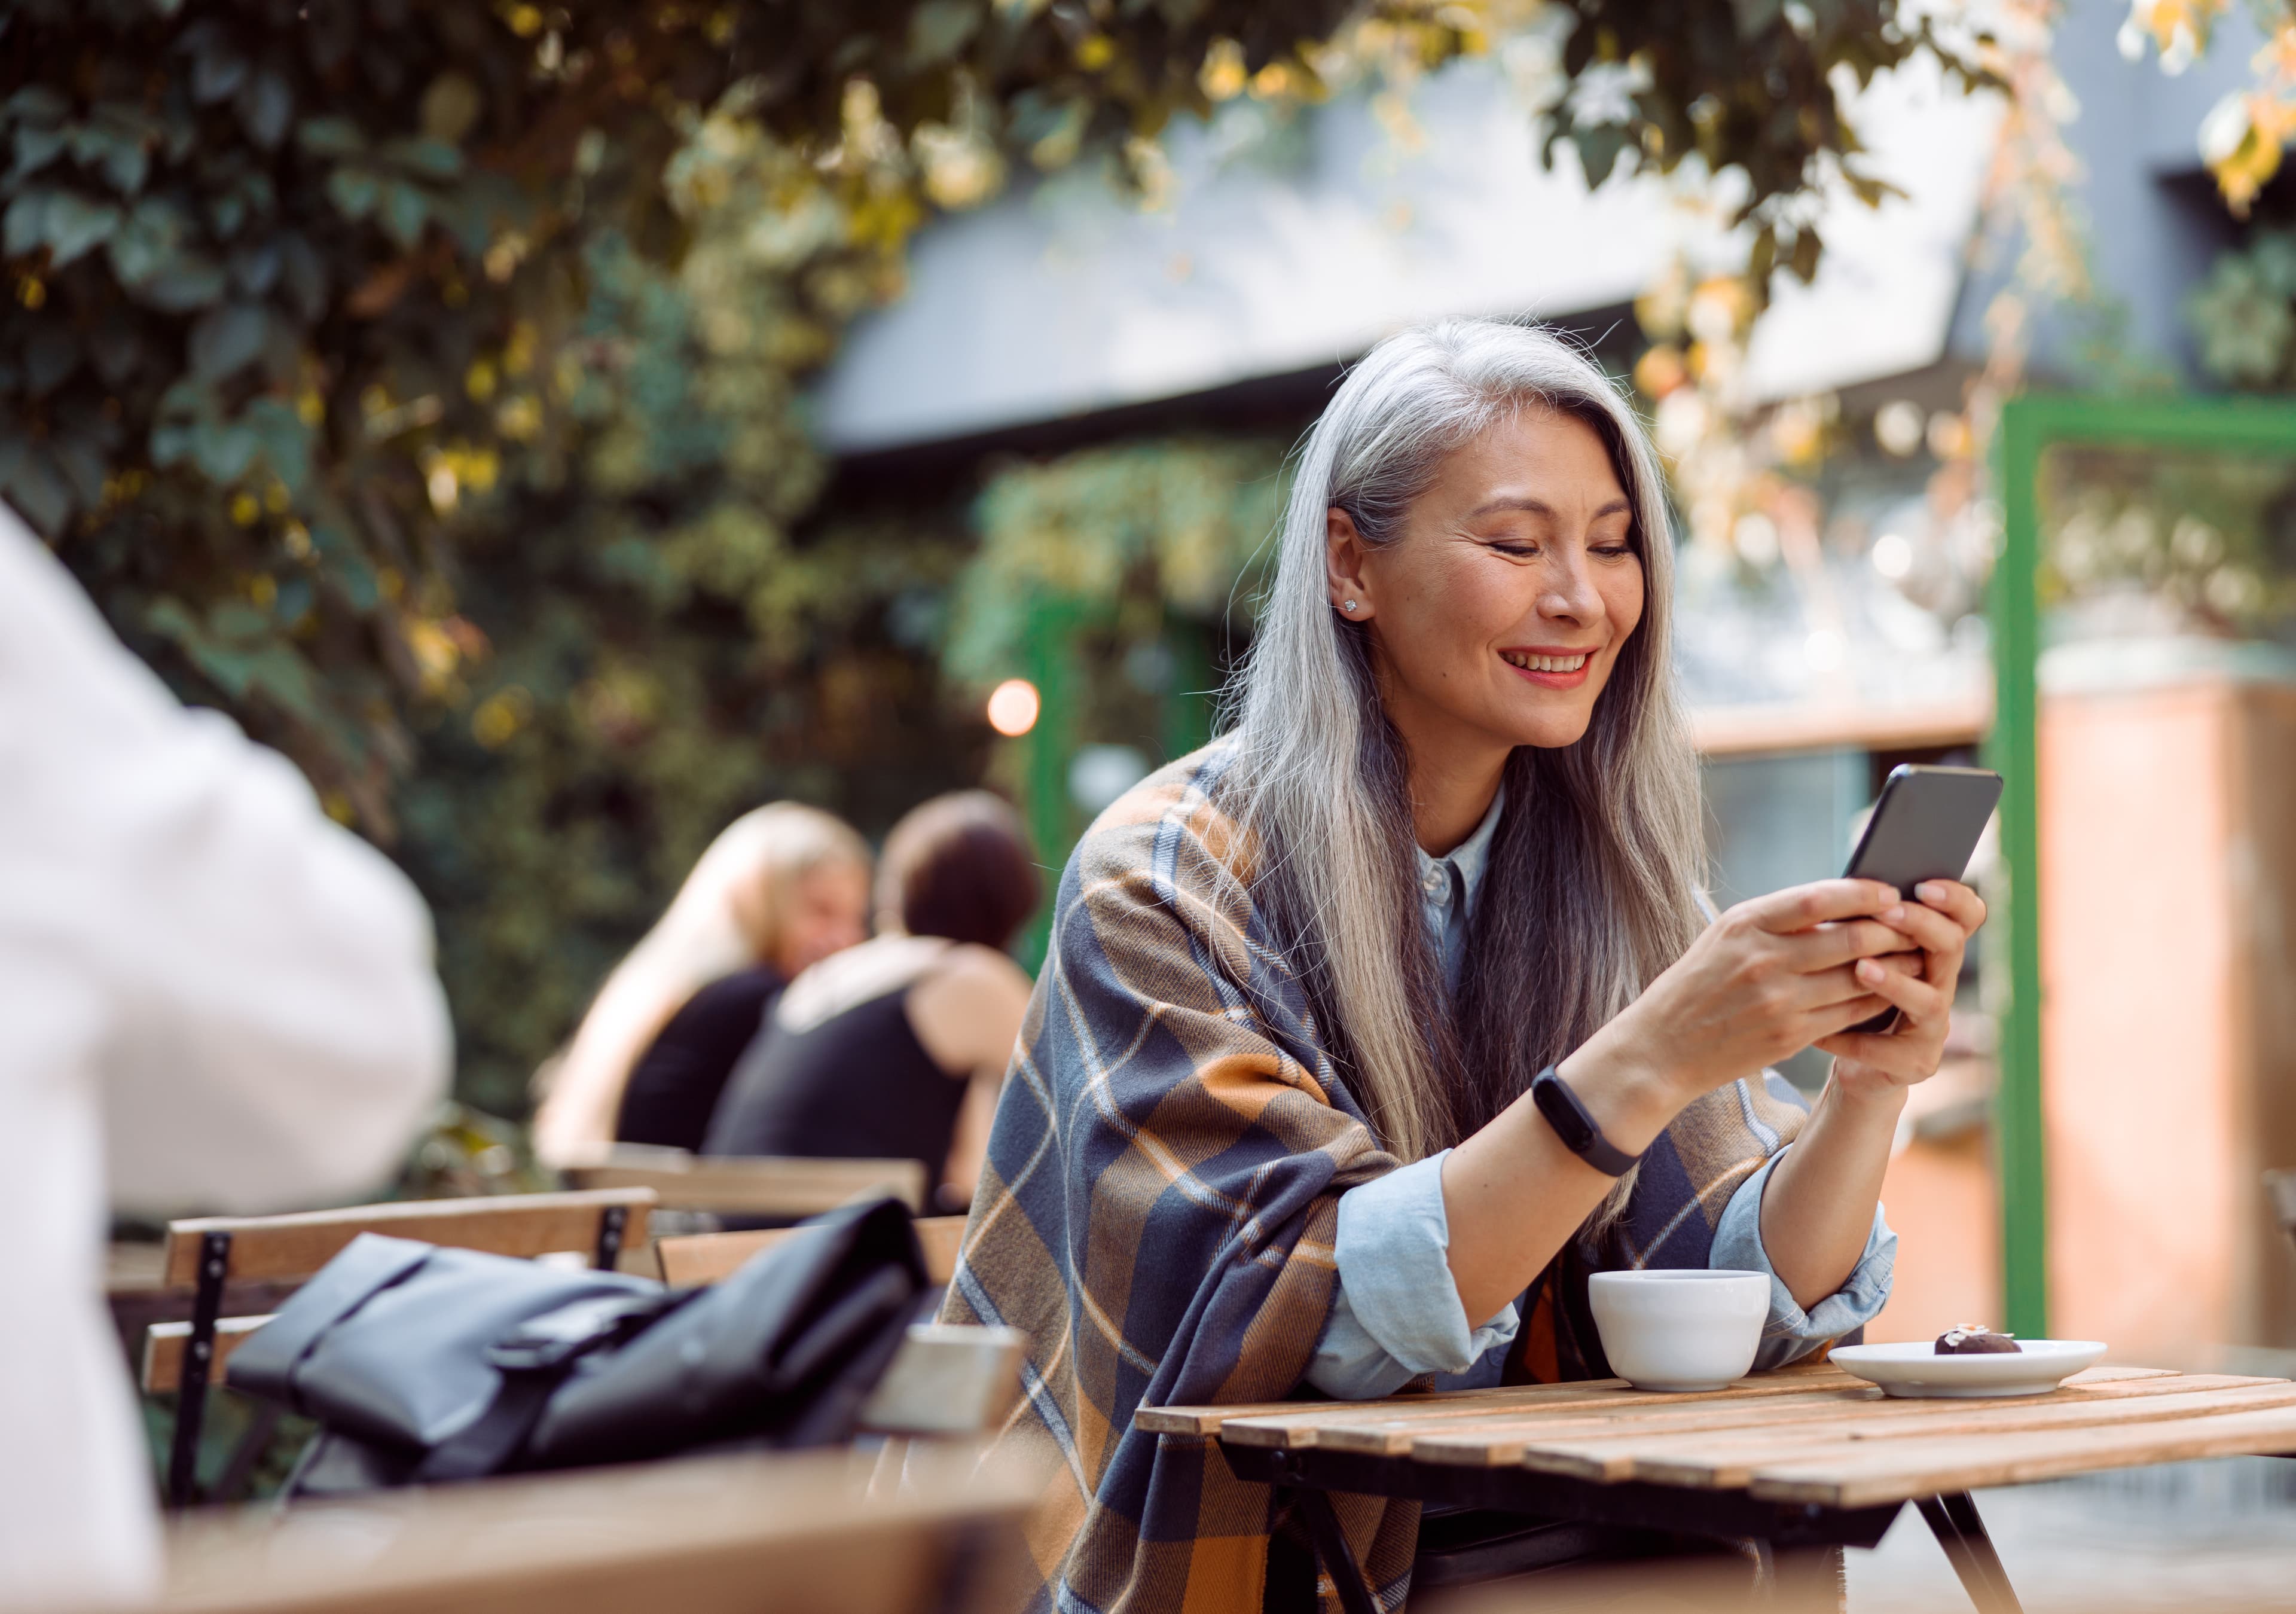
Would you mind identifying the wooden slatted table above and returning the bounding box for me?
[1139,1361,2296,1613]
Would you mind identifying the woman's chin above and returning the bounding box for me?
[1498,706,1599,750]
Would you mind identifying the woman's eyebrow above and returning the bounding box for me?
[1464,495,1632,521]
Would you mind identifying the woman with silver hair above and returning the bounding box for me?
[946,318,1983,1614]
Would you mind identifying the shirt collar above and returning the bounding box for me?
[1414,779,1507,913]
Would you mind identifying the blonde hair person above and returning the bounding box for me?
[943,319,1984,1613]
[531,803,870,1167]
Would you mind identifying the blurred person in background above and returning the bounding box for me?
[0,507,449,1609]
[705,791,1039,1212]
[532,803,871,1164]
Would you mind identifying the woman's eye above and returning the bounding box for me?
[1591,542,1635,559]
[1488,541,1537,558]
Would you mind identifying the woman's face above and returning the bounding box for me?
[1328,407,1645,763]
[770,860,871,977]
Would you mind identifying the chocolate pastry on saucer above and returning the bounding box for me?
[1934,1325,2021,1355]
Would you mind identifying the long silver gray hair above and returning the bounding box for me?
[1222,318,1706,1167]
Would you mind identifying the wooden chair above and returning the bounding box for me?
[141,1188,654,1510]
[152,1445,1036,1614]
[655,1213,967,1287]
[560,1144,928,1224]
[654,1216,1022,1439]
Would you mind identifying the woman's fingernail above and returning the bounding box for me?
[1916,881,1946,904]
[1882,905,1906,925]
[1857,959,1883,983]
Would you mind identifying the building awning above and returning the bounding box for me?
[814,56,1999,454]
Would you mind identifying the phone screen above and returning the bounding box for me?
[1839,764,2002,1034]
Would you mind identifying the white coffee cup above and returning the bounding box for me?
[1587,1270,1769,1392]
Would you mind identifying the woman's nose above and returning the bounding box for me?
[1538,557,1603,624]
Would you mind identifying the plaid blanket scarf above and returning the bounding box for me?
[941,743,1811,1614]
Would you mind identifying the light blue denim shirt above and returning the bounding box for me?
[1306,799,1896,1398]
[1415,783,1505,996]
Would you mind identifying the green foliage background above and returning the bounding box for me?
[1,0,1975,1115]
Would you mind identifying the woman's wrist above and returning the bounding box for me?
[1553,1024,1692,1157]
[1823,1059,1916,1122]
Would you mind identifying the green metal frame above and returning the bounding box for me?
[1011,597,1220,970]
[1992,392,2296,1338]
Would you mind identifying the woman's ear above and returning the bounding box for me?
[1326,507,1375,622]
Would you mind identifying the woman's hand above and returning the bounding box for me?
[1813,878,1986,1099]
[1559,880,1921,1121]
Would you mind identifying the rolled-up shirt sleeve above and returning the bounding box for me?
[1306,1150,1522,1400]
[1711,1149,1896,1370]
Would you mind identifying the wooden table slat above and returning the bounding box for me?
[1133,1378,1634,1438]
[1137,1359,1859,1439]
[1745,1401,2296,1508]
[1210,1365,1863,1450]
[1401,1368,2228,1467]
[1310,1388,1879,1457]
[1519,1379,2296,1485]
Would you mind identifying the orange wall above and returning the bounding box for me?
[2038,679,2296,1359]
[1867,1125,2000,1345]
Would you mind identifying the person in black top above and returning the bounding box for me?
[704,791,1040,1211]
[612,966,783,1152]
[531,802,871,1164]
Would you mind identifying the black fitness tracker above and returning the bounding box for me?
[1530,1065,1642,1177]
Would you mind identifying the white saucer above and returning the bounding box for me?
[1828,1340,2108,1398]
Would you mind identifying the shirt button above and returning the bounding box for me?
[1422,867,1446,896]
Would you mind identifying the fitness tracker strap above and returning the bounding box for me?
[1530,1066,1642,1178]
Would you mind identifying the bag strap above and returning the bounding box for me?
[410,1372,563,1483]
[411,1288,686,1484]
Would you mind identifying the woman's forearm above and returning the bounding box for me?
[1439,1032,1689,1327]
[1755,1071,1905,1309]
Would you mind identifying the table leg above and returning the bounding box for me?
[1287,1486,1383,1614]
[1916,1493,2025,1614]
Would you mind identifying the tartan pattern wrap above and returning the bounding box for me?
[941,745,1813,1614]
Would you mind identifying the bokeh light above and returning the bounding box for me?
[1871,530,1915,581]
[985,678,1041,736]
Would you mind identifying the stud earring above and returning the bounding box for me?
[1343,600,1358,613]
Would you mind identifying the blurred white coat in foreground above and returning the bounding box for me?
[0,506,448,1608]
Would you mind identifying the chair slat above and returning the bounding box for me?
[160,1189,657,1286]
[142,1316,273,1395]
[657,1214,966,1287]
[564,1152,927,1217]
[859,1325,1028,1437]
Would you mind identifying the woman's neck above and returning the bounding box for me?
[1405,743,1510,858]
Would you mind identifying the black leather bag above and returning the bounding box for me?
[228,1195,926,1497]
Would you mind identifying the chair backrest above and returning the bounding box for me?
[562,1146,927,1219]
[160,1188,658,1288]
[657,1213,966,1287]
[141,1189,658,1396]
[152,1447,1034,1614]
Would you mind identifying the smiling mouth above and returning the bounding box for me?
[1500,650,1591,673]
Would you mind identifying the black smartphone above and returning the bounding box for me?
[1839,763,2003,1035]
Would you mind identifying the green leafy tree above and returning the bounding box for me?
[1,0,1984,1110]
